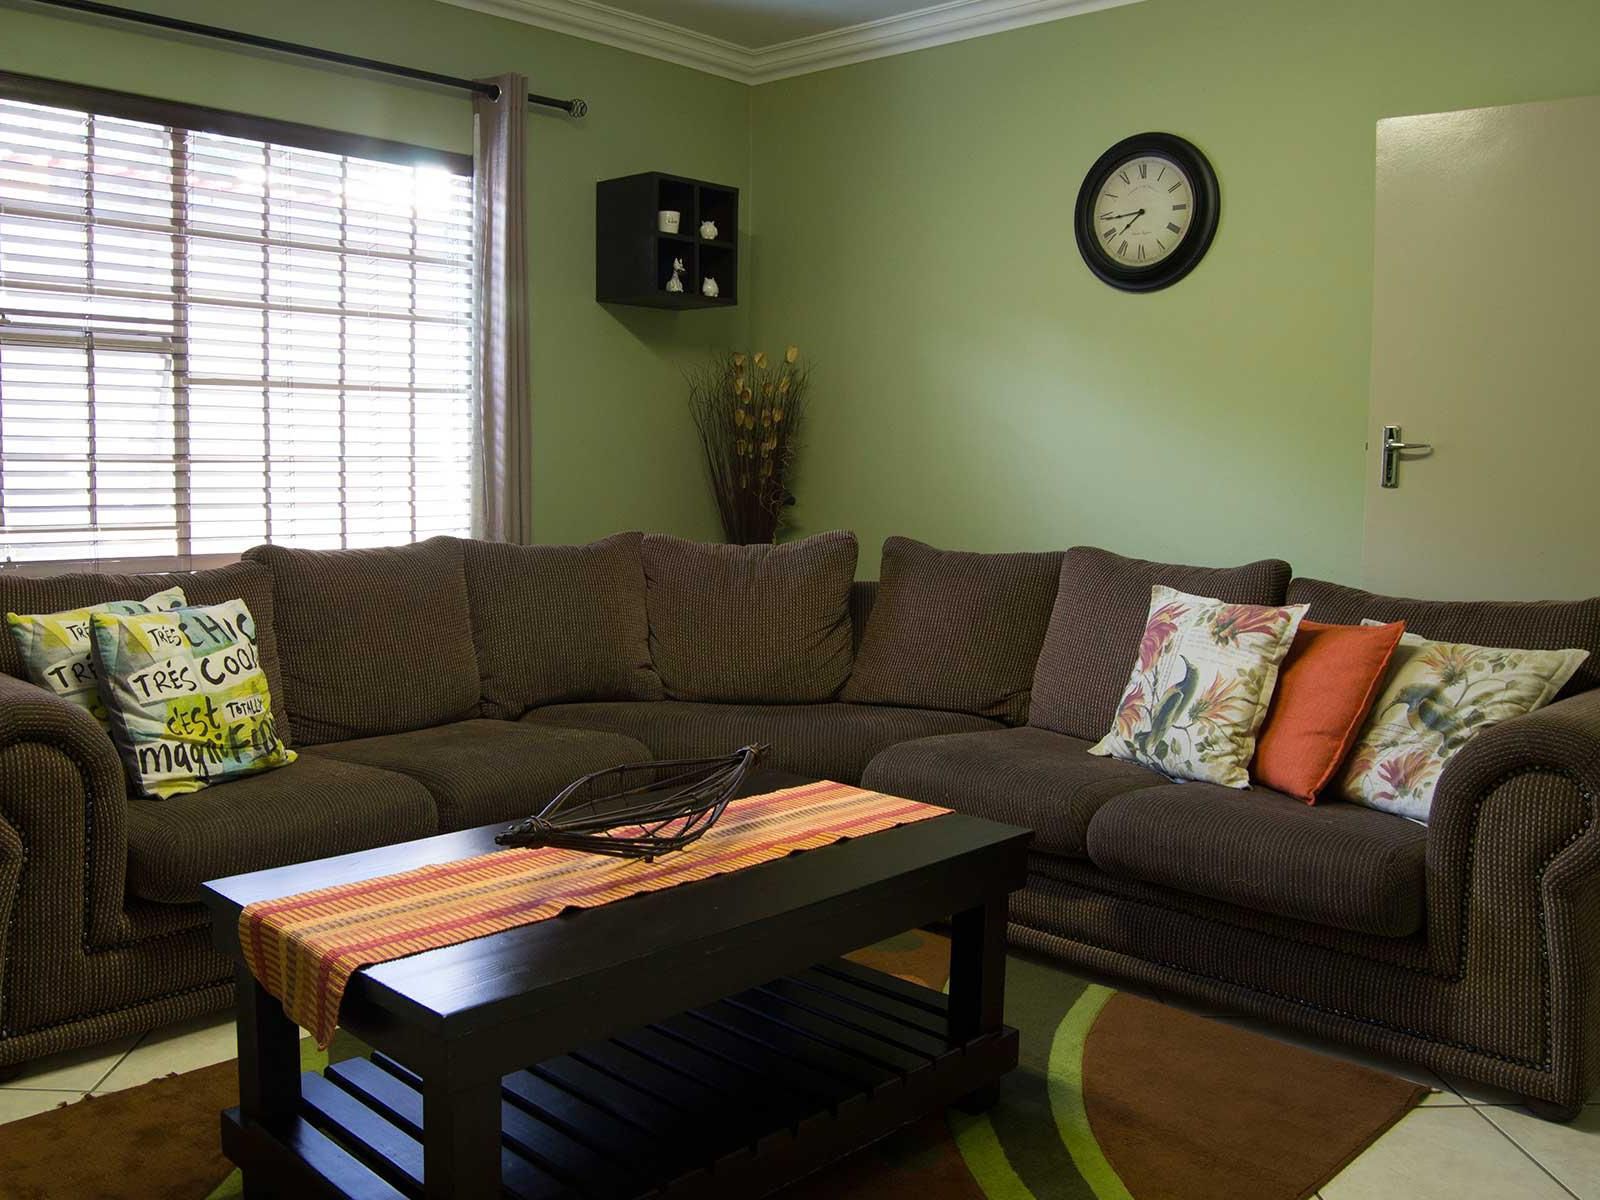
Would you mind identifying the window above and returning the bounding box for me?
[0,77,475,571]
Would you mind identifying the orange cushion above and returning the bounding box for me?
[1253,620,1405,804]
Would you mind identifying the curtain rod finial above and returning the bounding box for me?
[569,98,588,118]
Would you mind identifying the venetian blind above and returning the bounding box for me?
[0,93,474,570]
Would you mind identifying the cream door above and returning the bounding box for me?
[1363,95,1600,601]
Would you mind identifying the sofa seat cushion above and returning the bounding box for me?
[126,755,437,904]
[1084,783,1429,937]
[523,701,1000,785]
[305,719,652,832]
[861,726,1166,858]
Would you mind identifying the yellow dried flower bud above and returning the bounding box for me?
[739,386,753,404]
[785,345,799,364]
[773,408,785,422]
[778,376,790,395]
[732,352,746,368]
[753,351,769,369]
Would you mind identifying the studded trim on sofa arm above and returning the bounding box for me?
[1425,687,1600,974]
[0,673,135,1022]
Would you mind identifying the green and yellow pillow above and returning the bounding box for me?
[91,598,295,799]
[6,587,187,725]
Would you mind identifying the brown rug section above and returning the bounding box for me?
[0,1060,238,1200]
[1084,992,1429,1200]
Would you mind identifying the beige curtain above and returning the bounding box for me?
[471,74,533,543]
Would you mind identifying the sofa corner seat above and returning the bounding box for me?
[523,700,1002,785]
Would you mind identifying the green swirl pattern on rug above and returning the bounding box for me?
[0,927,1419,1200]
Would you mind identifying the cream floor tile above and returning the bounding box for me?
[1216,1016,1462,1103]
[94,1009,239,1094]
[1479,1104,1600,1199]
[0,1088,84,1123]
[1321,1107,1572,1200]
[0,1036,138,1092]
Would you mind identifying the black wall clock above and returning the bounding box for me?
[1074,132,1220,292]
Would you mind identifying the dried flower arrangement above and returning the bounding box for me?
[686,345,810,544]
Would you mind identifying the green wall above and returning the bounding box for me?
[7,0,1600,570]
[747,0,1600,580]
[1,0,749,544]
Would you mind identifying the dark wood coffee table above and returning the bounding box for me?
[202,771,1031,1199]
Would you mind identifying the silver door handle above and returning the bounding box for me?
[1380,424,1432,488]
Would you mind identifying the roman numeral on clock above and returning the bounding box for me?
[1167,222,1182,234]
[1119,240,1128,257]
[1138,162,1147,179]
[1119,170,1131,185]
[1172,203,1188,211]
[1168,182,1183,193]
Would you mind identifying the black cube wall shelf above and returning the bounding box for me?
[596,172,739,309]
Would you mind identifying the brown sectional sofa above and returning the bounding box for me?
[2,532,1598,1121]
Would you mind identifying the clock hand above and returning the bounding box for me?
[1100,210,1143,220]
[1116,209,1146,236]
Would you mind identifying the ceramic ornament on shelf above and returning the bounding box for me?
[658,209,681,234]
[699,220,719,240]
[666,258,686,293]
[701,276,720,299]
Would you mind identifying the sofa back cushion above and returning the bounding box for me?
[1287,577,1600,699]
[464,532,663,719]
[842,537,1063,724]
[0,560,292,747]
[243,537,479,745]
[1029,546,1293,741]
[640,531,858,703]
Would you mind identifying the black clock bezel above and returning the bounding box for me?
[1074,131,1220,293]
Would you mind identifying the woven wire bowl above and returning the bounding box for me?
[495,744,767,860]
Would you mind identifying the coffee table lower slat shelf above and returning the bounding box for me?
[223,962,1019,1199]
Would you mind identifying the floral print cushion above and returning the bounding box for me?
[1337,629,1589,822]
[1089,586,1308,788]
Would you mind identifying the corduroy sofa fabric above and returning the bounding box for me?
[0,559,293,748]
[463,532,662,719]
[523,700,1000,784]
[1084,784,1429,937]
[1287,577,1600,698]
[640,531,858,703]
[306,719,652,832]
[244,537,480,745]
[125,755,437,904]
[861,726,1164,858]
[842,537,1064,724]
[1028,546,1293,742]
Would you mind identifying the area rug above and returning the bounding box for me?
[0,931,1425,1200]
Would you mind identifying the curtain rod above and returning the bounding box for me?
[19,0,589,117]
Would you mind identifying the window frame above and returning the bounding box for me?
[0,71,474,577]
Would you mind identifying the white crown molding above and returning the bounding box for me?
[437,0,1146,85]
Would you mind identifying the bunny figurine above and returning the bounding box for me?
[666,258,686,293]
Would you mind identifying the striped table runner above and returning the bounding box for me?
[240,780,949,1046]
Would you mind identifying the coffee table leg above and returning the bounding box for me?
[422,1077,501,1199]
[236,965,301,1126]
[948,895,1007,1112]
[235,966,301,1199]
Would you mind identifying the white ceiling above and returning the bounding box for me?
[442,0,1146,83]
[579,0,948,49]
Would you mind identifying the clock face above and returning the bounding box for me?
[1073,132,1219,293]
[1091,155,1194,269]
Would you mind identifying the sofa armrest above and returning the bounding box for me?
[1426,687,1600,974]
[0,672,131,955]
